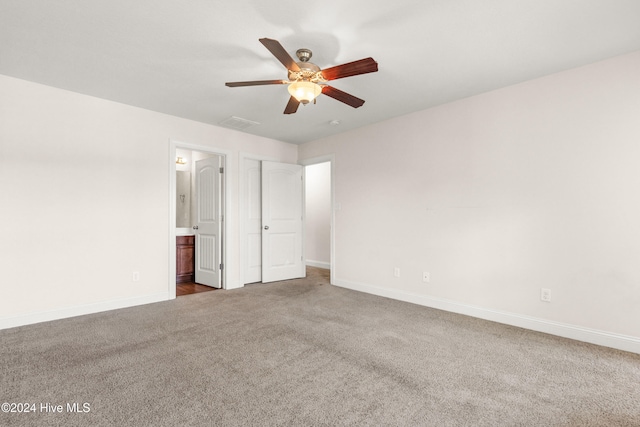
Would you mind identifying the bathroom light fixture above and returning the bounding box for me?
[176,157,187,165]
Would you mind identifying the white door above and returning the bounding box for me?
[261,161,305,283]
[195,156,222,288]
[243,158,262,284]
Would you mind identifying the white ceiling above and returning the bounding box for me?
[2,0,640,144]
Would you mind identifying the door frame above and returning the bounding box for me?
[169,140,229,298]
[299,155,335,284]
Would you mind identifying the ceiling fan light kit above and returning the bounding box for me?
[287,81,322,104]
[225,38,378,114]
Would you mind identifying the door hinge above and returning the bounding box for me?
[219,167,224,173]
[220,263,224,270]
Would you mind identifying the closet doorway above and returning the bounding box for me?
[304,161,331,271]
[240,154,334,286]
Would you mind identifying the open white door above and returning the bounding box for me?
[261,161,305,283]
[243,158,263,284]
[195,156,222,288]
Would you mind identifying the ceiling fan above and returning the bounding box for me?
[225,38,378,114]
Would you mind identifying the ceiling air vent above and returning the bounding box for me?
[219,116,260,130]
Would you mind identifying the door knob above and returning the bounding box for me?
[264,225,269,230]
[193,225,199,230]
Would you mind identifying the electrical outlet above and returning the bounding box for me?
[423,272,430,283]
[132,271,140,282]
[394,267,400,278]
[540,288,551,302]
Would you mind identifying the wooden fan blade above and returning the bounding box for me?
[321,58,378,81]
[259,38,301,72]
[321,86,365,108]
[225,79,287,87]
[284,96,300,114]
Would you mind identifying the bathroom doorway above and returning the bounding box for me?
[169,141,227,299]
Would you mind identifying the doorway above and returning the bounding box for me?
[240,158,306,285]
[240,155,334,286]
[300,155,334,284]
[304,161,331,270]
[169,141,227,299]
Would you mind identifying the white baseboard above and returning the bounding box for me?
[306,260,330,269]
[333,278,640,355]
[0,292,169,330]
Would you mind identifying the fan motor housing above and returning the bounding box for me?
[289,62,324,83]
[288,48,324,82]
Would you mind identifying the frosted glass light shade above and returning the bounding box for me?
[288,81,322,104]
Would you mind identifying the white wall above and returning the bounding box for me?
[299,51,640,353]
[0,74,297,328]
[305,162,331,268]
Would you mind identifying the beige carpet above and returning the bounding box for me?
[2,267,639,426]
